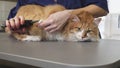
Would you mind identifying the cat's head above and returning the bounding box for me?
[64,11,101,42]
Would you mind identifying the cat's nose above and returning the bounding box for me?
[82,34,87,39]
[82,36,86,39]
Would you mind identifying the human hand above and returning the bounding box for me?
[38,10,73,33]
[5,16,26,33]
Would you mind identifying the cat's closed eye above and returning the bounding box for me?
[70,27,81,33]
[86,29,92,33]
[74,27,81,31]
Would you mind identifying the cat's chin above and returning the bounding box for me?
[78,39,92,42]
[76,37,98,42]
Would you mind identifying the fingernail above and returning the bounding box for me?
[38,20,43,26]
[38,20,43,23]
[38,20,43,25]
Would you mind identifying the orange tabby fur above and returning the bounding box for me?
[5,4,100,41]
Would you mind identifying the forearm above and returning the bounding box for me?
[73,5,108,18]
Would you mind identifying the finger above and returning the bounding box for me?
[44,24,57,31]
[36,20,42,27]
[14,29,22,33]
[14,17,20,29]
[49,26,59,33]
[19,16,25,25]
[13,28,25,33]
[39,19,54,27]
[9,18,15,29]
[22,28,26,33]
[6,20,11,28]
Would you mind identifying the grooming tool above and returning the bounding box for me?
[18,20,39,28]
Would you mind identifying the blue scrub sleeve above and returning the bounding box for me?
[7,0,23,19]
[82,0,109,12]
[8,0,109,19]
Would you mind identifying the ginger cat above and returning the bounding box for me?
[5,4,101,42]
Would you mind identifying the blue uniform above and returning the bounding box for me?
[8,0,109,19]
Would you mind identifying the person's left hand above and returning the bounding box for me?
[38,10,72,33]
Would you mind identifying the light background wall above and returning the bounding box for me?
[108,0,120,13]
[0,0,17,21]
[99,0,120,40]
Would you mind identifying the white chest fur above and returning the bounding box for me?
[21,30,97,41]
[22,35,41,41]
[46,32,64,41]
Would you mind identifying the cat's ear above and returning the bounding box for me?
[94,18,101,25]
[77,11,94,24]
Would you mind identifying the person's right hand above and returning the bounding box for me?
[5,16,26,33]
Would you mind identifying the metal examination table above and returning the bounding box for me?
[0,33,120,68]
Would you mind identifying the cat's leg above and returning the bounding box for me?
[13,33,42,41]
